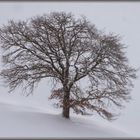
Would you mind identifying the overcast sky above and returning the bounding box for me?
[0,2,140,136]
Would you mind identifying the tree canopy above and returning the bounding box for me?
[0,12,137,120]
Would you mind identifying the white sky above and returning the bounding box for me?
[0,2,140,136]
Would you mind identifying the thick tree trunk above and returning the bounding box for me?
[62,89,70,119]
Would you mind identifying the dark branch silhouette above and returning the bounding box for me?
[0,12,137,120]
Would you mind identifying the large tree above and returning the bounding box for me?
[0,12,136,120]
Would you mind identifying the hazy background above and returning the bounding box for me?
[0,2,140,136]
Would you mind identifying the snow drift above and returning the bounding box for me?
[0,101,133,138]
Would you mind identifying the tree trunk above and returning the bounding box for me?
[62,89,70,119]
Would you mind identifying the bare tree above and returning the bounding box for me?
[0,12,136,120]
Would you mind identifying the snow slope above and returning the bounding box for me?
[0,101,134,138]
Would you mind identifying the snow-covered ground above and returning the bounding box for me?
[0,79,137,138]
[0,98,135,138]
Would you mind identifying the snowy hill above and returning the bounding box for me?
[0,101,133,138]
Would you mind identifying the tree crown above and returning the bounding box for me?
[0,12,137,120]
